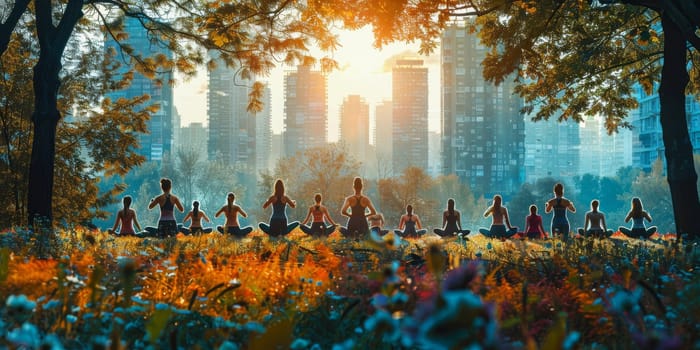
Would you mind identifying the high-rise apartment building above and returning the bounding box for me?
[578,116,633,177]
[207,55,263,171]
[179,122,208,151]
[256,86,273,172]
[441,25,524,195]
[339,95,370,161]
[283,65,328,157]
[105,16,174,162]
[632,83,700,172]
[392,59,429,174]
[524,118,580,182]
[374,100,393,171]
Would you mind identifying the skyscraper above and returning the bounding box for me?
[631,83,700,172]
[105,16,174,162]
[256,86,273,172]
[392,59,429,173]
[374,100,393,174]
[206,55,257,170]
[441,24,524,195]
[179,122,208,151]
[578,116,632,177]
[283,65,328,157]
[524,118,580,182]
[339,95,370,161]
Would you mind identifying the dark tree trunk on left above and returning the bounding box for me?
[27,55,61,226]
[28,0,84,227]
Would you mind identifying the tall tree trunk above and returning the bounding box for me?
[658,15,700,238]
[27,54,61,226]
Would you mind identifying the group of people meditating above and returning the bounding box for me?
[110,178,658,240]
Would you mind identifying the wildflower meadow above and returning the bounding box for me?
[0,228,698,349]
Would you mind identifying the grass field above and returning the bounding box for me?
[0,227,698,349]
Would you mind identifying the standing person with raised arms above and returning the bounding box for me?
[259,180,300,237]
[340,177,377,238]
[181,200,213,234]
[216,192,253,237]
[545,183,576,240]
[300,193,337,237]
[145,178,184,238]
[108,196,141,236]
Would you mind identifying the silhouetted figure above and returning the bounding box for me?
[523,205,546,239]
[433,198,470,237]
[215,193,253,238]
[368,213,389,236]
[479,195,518,239]
[545,183,575,240]
[340,177,377,238]
[109,196,141,236]
[259,180,299,237]
[300,193,336,236]
[394,205,428,238]
[145,178,184,238]
[578,200,613,238]
[180,201,213,235]
[619,197,657,239]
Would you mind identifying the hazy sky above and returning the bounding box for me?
[173,27,441,142]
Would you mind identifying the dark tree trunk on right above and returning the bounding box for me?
[658,15,700,237]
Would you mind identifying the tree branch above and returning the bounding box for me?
[0,0,30,56]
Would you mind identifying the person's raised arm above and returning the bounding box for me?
[148,196,159,209]
[262,196,274,209]
[624,211,632,223]
[483,206,492,218]
[544,200,553,213]
[301,207,313,225]
[237,206,248,218]
[174,196,184,212]
[567,200,576,213]
[284,196,296,208]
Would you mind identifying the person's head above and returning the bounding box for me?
[123,196,132,210]
[447,198,455,213]
[314,193,322,204]
[273,179,285,198]
[554,183,564,197]
[493,195,502,207]
[631,197,643,213]
[227,192,235,203]
[406,204,413,215]
[591,200,599,211]
[160,178,172,193]
[353,177,363,192]
[193,200,200,216]
[529,205,537,215]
